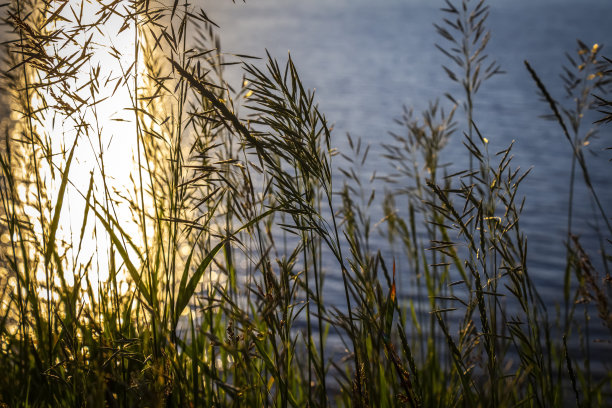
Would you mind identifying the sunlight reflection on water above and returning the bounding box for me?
[44,0,144,297]
[3,0,151,304]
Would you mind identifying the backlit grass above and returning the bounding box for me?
[0,0,610,406]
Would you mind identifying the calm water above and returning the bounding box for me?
[207,0,612,360]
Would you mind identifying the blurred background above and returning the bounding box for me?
[206,0,612,359]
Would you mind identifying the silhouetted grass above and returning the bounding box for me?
[0,0,610,407]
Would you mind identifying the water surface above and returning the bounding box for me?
[207,0,612,364]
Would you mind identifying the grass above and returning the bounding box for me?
[0,0,611,406]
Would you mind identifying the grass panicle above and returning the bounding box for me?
[0,0,610,407]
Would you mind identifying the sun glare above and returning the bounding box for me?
[27,0,149,299]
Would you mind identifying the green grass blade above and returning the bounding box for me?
[175,208,276,322]
[44,137,78,267]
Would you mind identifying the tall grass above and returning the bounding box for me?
[0,0,610,407]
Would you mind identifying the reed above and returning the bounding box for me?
[0,0,610,406]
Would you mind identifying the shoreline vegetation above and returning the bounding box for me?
[0,0,611,406]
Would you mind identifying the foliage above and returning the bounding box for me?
[0,0,610,407]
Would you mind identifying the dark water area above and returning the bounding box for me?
[206,0,612,367]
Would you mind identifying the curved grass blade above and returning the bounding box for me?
[44,137,78,267]
[88,200,151,304]
[174,208,276,322]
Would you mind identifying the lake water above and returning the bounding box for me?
[205,0,612,368]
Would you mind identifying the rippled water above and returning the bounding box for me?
[206,0,612,361]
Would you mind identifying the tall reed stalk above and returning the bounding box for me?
[0,0,610,406]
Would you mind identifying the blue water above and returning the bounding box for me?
[207,0,612,365]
